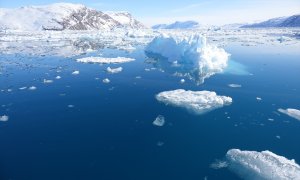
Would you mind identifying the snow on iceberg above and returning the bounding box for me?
[145,34,230,84]
[278,108,300,121]
[106,67,123,74]
[156,89,232,115]
[226,149,300,180]
[76,57,135,64]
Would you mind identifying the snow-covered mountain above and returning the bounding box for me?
[152,21,200,29]
[241,14,300,28]
[0,3,146,31]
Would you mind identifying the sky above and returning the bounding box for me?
[1,0,300,26]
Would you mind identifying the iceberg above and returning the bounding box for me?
[0,115,9,122]
[76,57,135,64]
[145,34,230,84]
[43,79,53,84]
[278,108,300,121]
[106,67,123,74]
[156,89,232,115]
[226,149,300,180]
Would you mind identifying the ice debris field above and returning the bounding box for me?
[1,26,300,180]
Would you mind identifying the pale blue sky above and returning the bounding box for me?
[1,0,300,26]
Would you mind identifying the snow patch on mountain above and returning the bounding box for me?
[0,3,145,31]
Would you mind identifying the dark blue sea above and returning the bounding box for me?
[0,42,300,180]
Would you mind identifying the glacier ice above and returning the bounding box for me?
[226,149,300,180]
[145,33,230,84]
[152,115,165,127]
[106,67,123,74]
[156,89,232,115]
[0,115,9,122]
[77,57,135,64]
[278,108,300,121]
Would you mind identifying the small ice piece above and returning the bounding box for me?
[0,115,9,122]
[210,160,229,169]
[106,67,123,74]
[278,108,300,121]
[7,89,12,92]
[228,84,241,88]
[276,135,281,139]
[43,79,53,84]
[76,57,135,64]
[135,76,142,79]
[72,70,80,75]
[68,105,74,108]
[157,141,164,146]
[55,76,61,79]
[268,118,274,121]
[256,97,262,101]
[180,79,185,83]
[19,87,27,90]
[153,115,165,127]
[156,89,232,115]
[102,78,110,83]
[226,149,300,179]
[28,86,37,90]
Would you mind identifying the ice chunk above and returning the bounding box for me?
[102,78,110,83]
[180,79,185,83]
[106,67,123,74]
[156,89,232,115]
[226,149,300,180]
[152,115,165,127]
[228,84,241,88]
[19,87,27,90]
[28,86,37,90]
[145,34,230,84]
[0,115,9,122]
[210,160,229,169]
[256,97,262,101]
[77,57,135,64]
[278,108,300,121]
[72,70,80,75]
[55,76,61,79]
[43,79,53,84]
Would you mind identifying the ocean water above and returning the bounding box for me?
[0,42,300,180]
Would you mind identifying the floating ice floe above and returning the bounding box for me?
[19,87,27,90]
[28,86,37,90]
[152,115,165,127]
[43,79,53,84]
[55,76,61,79]
[228,84,242,88]
[210,160,229,169]
[106,67,123,74]
[68,105,74,108]
[76,57,135,64]
[256,97,262,101]
[72,70,80,75]
[180,79,185,83]
[102,78,110,83]
[226,149,300,180]
[0,115,9,122]
[156,89,232,115]
[278,108,300,121]
[145,34,230,84]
